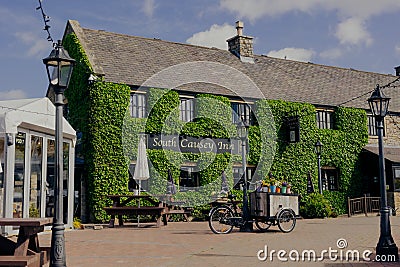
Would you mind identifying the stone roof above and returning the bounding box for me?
[65,20,400,113]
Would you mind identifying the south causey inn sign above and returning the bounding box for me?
[146,134,240,154]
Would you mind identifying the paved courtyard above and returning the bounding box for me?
[38,216,400,267]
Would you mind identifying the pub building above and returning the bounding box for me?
[0,98,76,234]
[50,20,400,222]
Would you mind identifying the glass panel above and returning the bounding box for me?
[29,136,42,218]
[63,142,69,224]
[394,167,400,191]
[14,132,26,218]
[46,139,55,217]
[0,137,4,218]
[130,94,146,118]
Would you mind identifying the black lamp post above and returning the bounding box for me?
[314,140,323,194]
[236,120,253,232]
[43,40,75,267]
[368,84,399,261]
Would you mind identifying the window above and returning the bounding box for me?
[129,93,146,118]
[322,167,339,191]
[14,132,26,218]
[179,166,199,191]
[367,114,385,136]
[316,110,334,129]
[231,102,254,125]
[393,166,400,191]
[179,98,195,122]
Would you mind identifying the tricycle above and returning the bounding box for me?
[208,191,299,234]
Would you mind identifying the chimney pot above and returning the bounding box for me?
[395,66,400,76]
[236,21,244,36]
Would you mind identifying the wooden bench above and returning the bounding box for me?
[104,206,165,227]
[0,254,40,267]
[162,205,192,222]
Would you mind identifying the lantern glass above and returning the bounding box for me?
[43,40,75,89]
[314,140,323,155]
[368,85,390,118]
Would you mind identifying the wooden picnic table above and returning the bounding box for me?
[104,195,165,228]
[0,217,53,266]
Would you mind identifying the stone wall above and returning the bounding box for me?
[368,114,400,146]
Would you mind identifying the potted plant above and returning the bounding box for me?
[281,181,288,194]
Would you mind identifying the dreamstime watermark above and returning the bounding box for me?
[257,238,397,262]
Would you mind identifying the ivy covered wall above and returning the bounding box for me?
[63,33,368,221]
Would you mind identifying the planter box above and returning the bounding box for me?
[249,192,299,217]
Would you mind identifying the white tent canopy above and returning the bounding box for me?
[0,98,76,141]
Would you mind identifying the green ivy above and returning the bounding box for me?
[64,34,368,221]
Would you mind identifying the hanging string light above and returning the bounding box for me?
[36,0,54,45]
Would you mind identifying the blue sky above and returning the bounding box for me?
[1,0,400,100]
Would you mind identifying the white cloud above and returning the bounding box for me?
[219,0,400,47]
[266,47,315,62]
[142,0,156,17]
[14,32,50,57]
[335,18,372,46]
[219,0,400,21]
[186,23,236,50]
[0,90,28,101]
[319,48,343,60]
[395,45,400,55]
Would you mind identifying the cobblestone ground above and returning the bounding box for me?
[38,216,400,267]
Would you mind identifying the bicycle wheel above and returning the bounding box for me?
[208,206,234,234]
[277,209,296,233]
[255,219,273,232]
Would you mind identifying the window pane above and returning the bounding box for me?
[130,93,146,118]
[29,135,42,218]
[0,137,4,218]
[46,139,55,217]
[14,132,26,218]
[179,98,194,122]
[316,110,334,129]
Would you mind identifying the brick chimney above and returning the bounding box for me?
[227,21,254,63]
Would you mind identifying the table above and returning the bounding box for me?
[0,217,53,266]
[104,195,165,227]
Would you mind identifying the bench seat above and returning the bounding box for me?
[0,254,40,267]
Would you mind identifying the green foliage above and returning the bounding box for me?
[64,34,131,221]
[300,193,332,218]
[257,100,368,213]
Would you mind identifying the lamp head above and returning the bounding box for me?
[368,84,390,119]
[43,40,75,91]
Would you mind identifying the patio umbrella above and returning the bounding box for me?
[133,134,150,192]
[133,134,150,226]
[166,169,176,195]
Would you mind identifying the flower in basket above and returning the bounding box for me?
[282,181,288,187]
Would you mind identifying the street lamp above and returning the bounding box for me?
[43,40,75,267]
[314,140,323,194]
[236,120,253,232]
[368,84,399,261]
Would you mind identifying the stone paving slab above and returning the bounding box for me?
[38,216,400,266]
